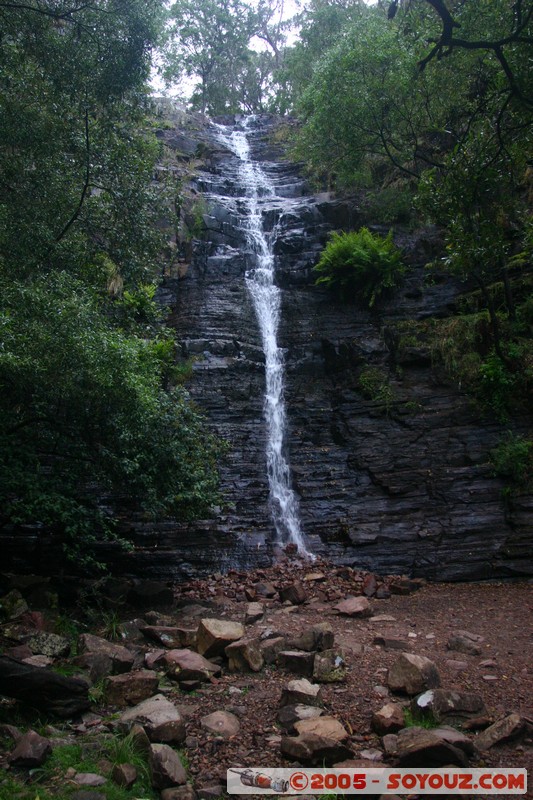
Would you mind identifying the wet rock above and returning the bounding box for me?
[371,703,405,735]
[475,713,524,751]
[200,710,240,739]
[281,733,352,766]
[279,581,307,605]
[334,597,371,617]
[387,653,441,696]
[290,622,334,652]
[163,649,221,683]
[277,704,324,732]
[395,726,469,767]
[0,589,28,620]
[8,730,52,767]
[278,650,315,677]
[27,632,70,659]
[104,670,159,706]
[119,694,186,744]
[78,634,134,674]
[225,638,264,672]
[312,649,347,683]
[197,619,245,658]
[149,743,187,789]
[111,763,137,788]
[447,630,484,656]
[280,678,324,707]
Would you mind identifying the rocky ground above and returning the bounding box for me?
[0,556,532,800]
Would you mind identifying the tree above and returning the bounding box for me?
[0,0,223,569]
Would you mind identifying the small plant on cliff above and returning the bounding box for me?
[313,228,405,307]
[490,433,533,493]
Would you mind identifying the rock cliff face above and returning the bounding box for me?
[3,110,531,581]
[128,112,531,582]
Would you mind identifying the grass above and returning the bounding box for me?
[403,707,440,729]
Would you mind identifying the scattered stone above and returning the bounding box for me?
[334,596,370,617]
[290,623,334,653]
[387,653,441,696]
[163,649,221,683]
[279,582,307,605]
[119,694,186,744]
[197,619,245,658]
[390,578,424,595]
[71,792,106,800]
[362,574,378,597]
[411,688,488,727]
[245,603,264,624]
[432,726,476,757]
[197,785,224,800]
[382,734,398,756]
[73,653,114,683]
[8,730,52,767]
[140,626,197,649]
[371,703,405,735]
[22,654,54,668]
[294,716,349,742]
[395,726,469,767]
[0,723,22,743]
[359,748,383,761]
[475,713,524,751]
[108,762,135,789]
[161,786,197,800]
[130,723,151,755]
[200,710,240,739]
[145,650,166,670]
[280,678,324,708]
[254,582,277,598]
[277,704,324,732]
[280,733,352,766]
[278,650,315,677]
[369,615,397,623]
[312,649,347,683]
[373,636,411,652]
[77,634,134,674]
[445,659,469,672]
[149,743,187,789]
[447,631,484,656]
[225,638,264,672]
[104,670,159,706]
[303,571,326,582]
[73,774,106,787]
[27,632,71,659]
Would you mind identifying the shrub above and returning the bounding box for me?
[490,433,533,491]
[313,227,405,307]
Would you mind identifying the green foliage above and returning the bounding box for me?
[403,707,440,729]
[477,353,516,421]
[357,366,396,415]
[491,433,533,492]
[314,228,405,307]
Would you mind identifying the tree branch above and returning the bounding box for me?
[54,107,90,244]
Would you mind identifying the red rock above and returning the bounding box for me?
[8,730,52,767]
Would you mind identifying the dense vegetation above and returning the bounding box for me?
[0,0,222,569]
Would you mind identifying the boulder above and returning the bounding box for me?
[371,703,405,735]
[0,589,28,620]
[104,670,159,706]
[200,710,240,739]
[259,636,286,665]
[112,763,137,789]
[362,574,378,597]
[446,631,484,656]
[244,603,264,625]
[8,730,52,767]
[77,634,134,674]
[73,653,113,683]
[280,678,324,708]
[280,733,352,766]
[140,626,197,650]
[254,581,277,598]
[373,636,411,652]
[163,649,221,683]
[411,689,488,726]
[279,582,307,605]
[73,774,106,787]
[312,649,347,683]
[278,650,315,677]
[0,655,90,718]
[149,743,187,790]
[27,632,71,659]
[387,653,440,696]
[289,623,334,652]
[161,787,197,800]
[119,694,186,744]
[277,704,324,732]
[475,713,524,751]
[334,597,371,617]
[294,716,349,742]
[395,726,469,767]
[225,639,264,672]
[196,619,245,658]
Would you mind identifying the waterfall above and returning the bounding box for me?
[214,117,313,558]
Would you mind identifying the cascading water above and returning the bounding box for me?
[215,117,313,558]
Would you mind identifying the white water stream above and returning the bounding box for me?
[215,118,312,558]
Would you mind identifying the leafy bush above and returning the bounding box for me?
[491,433,533,491]
[313,227,405,307]
[357,366,396,415]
